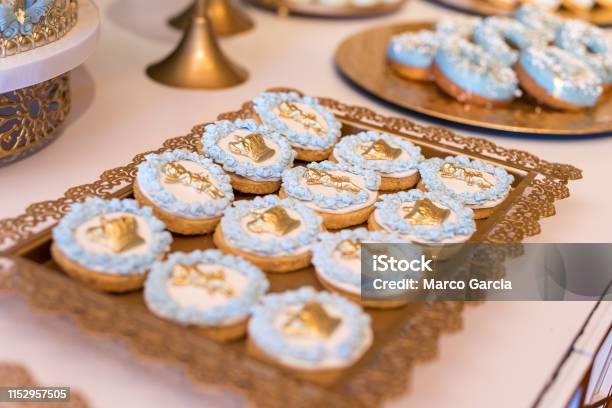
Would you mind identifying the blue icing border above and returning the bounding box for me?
[220,195,323,256]
[519,46,602,107]
[248,287,371,364]
[374,190,476,241]
[281,161,380,210]
[418,156,513,206]
[136,149,234,218]
[333,131,423,174]
[473,17,542,67]
[52,197,172,275]
[144,250,269,326]
[201,119,295,181]
[253,92,341,150]
[312,228,401,288]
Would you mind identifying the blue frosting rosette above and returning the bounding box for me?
[52,198,173,275]
[201,119,295,181]
[136,149,234,218]
[418,156,513,206]
[248,287,371,365]
[253,92,341,150]
[312,228,400,290]
[374,190,476,242]
[281,161,380,210]
[333,131,423,175]
[219,195,323,256]
[144,250,269,326]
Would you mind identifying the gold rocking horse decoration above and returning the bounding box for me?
[246,206,301,237]
[360,139,402,161]
[229,132,275,163]
[402,198,450,226]
[303,168,362,194]
[278,101,325,135]
[439,163,493,191]
[87,215,145,253]
[283,301,341,338]
[170,263,235,297]
[162,162,225,199]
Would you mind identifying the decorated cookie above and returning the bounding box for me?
[387,30,440,81]
[134,149,234,235]
[369,190,475,244]
[51,198,172,293]
[418,156,513,219]
[201,119,296,194]
[247,287,372,380]
[332,131,422,191]
[280,161,380,229]
[516,46,602,111]
[144,250,269,342]
[312,228,408,308]
[253,92,342,162]
[213,195,324,273]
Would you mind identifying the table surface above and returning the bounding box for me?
[0,0,610,407]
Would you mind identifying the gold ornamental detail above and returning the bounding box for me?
[162,162,225,199]
[246,206,301,237]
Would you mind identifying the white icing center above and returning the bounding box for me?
[166,264,246,313]
[158,160,218,204]
[303,170,377,214]
[438,170,506,209]
[270,303,373,370]
[272,102,329,147]
[74,212,152,257]
[340,141,418,179]
[218,129,282,168]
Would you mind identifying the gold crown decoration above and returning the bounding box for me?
[86,215,145,253]
[283,301,341,338]
[336,239,361,259]
[228,132,275,163]
[303,167,362,193]
[246,205,301,237]
[360,139,402,161]
[402,198,450,226]
[439,162,493,191]
[162,161,225,199]
[0,0,78,58]
[278,101,325,135]
[170,263,235,297]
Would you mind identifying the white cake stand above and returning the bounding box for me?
[0,0,100,166]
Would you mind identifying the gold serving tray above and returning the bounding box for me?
[335,22,612,135]
[430,0,612,26]
[245,0,406,18]
[0,90,581,407]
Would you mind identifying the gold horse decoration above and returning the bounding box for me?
[246,206,301,237]
[170,263,234,297]
[303,168,362,193]
[360,139,402,161]
[402,198,450,226]
[283,301,341,338]
[162,162,225,199]
[439,163,493,191]
[229,132,275,163]
[87,215,145,253]
[278,101,325,135]
[336,239,361,259]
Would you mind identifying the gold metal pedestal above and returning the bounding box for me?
[0,74,71,166]
[147,0,248,89]
[169,0,254,36]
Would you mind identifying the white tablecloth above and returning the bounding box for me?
[0,0,609,406]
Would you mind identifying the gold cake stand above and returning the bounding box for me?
[430,0,612,26]
[335,21,612,135]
